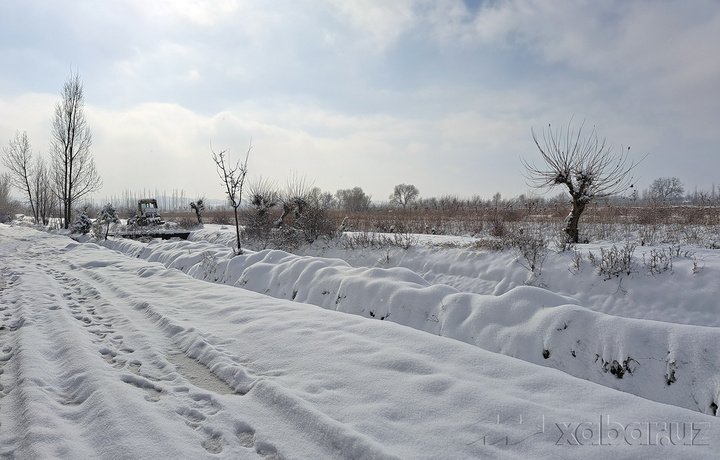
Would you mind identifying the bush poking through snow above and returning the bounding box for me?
[595,355,639,379]
[71,207,93,234]
[509,228,548,278]
[341,231,418,250]
[589,242,636,280]
[665,360,678,386]
[200,251,220,282]
[489,218,507,237]
[643,247,674,275]
[93,203,119,239]
[569,249,584,274]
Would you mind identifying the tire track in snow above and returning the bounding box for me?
[0,265,24,457]
[41,246,283,458]
[0,232,259,459]
[56,241,403,459]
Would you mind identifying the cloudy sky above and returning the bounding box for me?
[1,0,719,203]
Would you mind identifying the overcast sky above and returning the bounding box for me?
[1,0,719,203]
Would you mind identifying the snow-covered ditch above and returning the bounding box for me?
[99,235,720,417]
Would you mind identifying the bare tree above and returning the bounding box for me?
[336,187,371,212]
[307,186,337,209]
[522,121,642,243]
[51,71,102,229]
[212,142,251,254]
[2,131,38,223]
[389,183,419,209]
[646,177,684,204]
[33,157,54,225]
[0,173,19,222]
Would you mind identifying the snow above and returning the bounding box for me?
[1,224,719,458]
[99,228,720,417]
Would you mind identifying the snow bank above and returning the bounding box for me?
[99,235,720,417]
[192,225,720,327]
[3,224,718,459]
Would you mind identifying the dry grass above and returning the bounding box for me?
[148,202,720,250]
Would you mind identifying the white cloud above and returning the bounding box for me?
[325,0,417,50]
[131,0,241,26]
[1,0,719,201]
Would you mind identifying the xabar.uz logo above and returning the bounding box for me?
[555,415,710,446]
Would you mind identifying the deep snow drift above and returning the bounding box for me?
[1,224,717,458]
[101,229,720,418]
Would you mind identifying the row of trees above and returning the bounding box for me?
[0,173,17,222]
[1,87,707,249]
[103,189,192,213]
[1,71,101,228]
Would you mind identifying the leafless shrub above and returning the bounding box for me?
[552,227,575,252]
[341,231,417,250]
[510,227,548,277]
[489,218,507,237]
[205,207,234,225]
[295,205,339,243]
[638,224,658,246]
[643,248,673,275]
[588,242,636,280]
[680,225,703,245]
[173,213,202,229]
[470,239,514,251]
[691,255,704,274]
[200,251,221,282]
[569,249,584,274]
[269,226,304,250]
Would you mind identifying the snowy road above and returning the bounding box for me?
[0,225,717,459]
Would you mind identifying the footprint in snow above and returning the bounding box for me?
[127,360,142,374]
[120,374,163,402]
[201,433,224,454]
[256,441,282,459]
[234,422,256,448]
[234,422,282,458]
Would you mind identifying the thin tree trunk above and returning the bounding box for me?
[233,206,242,254]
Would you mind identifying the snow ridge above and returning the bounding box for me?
[99,237,720,417]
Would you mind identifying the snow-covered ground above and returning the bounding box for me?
[1,224,718,458]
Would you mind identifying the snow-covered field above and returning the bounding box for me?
[1,223,718,458]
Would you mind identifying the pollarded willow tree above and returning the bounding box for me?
[522,121,642,243]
